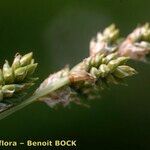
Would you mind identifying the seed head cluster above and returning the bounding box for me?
[0,52,37,101]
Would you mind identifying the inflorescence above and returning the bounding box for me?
[0,52,38,101]
[0,23,150,112]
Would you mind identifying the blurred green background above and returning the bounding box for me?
[0,0,150,149]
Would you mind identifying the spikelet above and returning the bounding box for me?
[90,24,119,56]
[70,53,137,100]
[0,52,38,101]
[37,52,137,107]
[90,23,150,61]
[118,23,150,61]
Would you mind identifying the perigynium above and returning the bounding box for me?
[0,23,150,120]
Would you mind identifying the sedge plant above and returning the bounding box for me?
[0,23,150,120]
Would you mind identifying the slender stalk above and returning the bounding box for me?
[0,76,70,120]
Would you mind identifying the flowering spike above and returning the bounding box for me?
[90,23,150,61]
[0,52,38,100]
[36,52,136,108]
[118,23,150,61]
[69,53,136,100]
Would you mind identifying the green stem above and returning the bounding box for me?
[0,77,70,120]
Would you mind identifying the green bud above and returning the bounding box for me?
[142,29,150,41]
[143,23,149,29]
[103,24,116,36]
[113,65,137,78]
[2,84,15,98]
[3,60,14,84]
[90,67,99,77]
[1,83,35,99]
[14,66,27,82]
[99,64,110,77]
[12,53,21,70]
[103,24,119,42]
[102,53,118,64]
[26,63,38,77]
[94,54,102,67]
[109,29,119,42]
[90,58,96,67]
[90,54,104,67]
[20,52,33,66]
[116,57,129,65]
[108,57,129,72]
[2,84,15,91]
